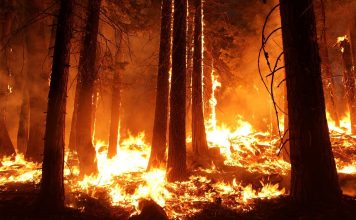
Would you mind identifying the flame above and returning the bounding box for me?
[337,35,348,53]
[337,35,348,43]
[327,112,352,134]
[1,70,356,217]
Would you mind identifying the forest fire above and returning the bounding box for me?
[1,112,356,218]
[1,0,356,219]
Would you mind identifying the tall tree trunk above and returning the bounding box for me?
[340,39,356,134]
[279,0,341,205]
[108,62,122,158]
[0,0,16,157]
[191,0,210,167]
[203,50,213,116]
[147,0,172,170]
[37,0,73,211]
[186,0,194,134]
[76,0,101,175]
[167,0,188,182]
[314,0,339,125]
[68,79,80,151]
[17,84,29,154]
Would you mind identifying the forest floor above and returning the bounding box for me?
[1,183,356,220]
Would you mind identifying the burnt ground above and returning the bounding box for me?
[1,183,356,220]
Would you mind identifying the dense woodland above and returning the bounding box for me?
[0,0,356,219]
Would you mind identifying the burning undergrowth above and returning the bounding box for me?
[1,117,356,219]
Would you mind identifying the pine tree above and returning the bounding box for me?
[37,0,73,211]
[147,0,172,170]
[191,0,210,167]
[167,0,188,181]
[279,0,341,205]
[76,0,102,175]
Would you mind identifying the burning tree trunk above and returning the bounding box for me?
[76,0,101,175]
[17,85,29,154]
[314,0,339,125]
[279,0,341,205]
[186,0,195,133]
[147,0,172,170]
[191,0,210,167]
[339,38,356,134]
[37,0,73,211]
[0,0,15,157]
[167,0,188,181]
[108,62,122,158]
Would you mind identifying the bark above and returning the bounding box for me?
[0,0,16,157]
[186,1,195,133]
[37,0,73,211]
[203,50,213,116]
[340,39,356,134]
[68,79,80,151]
[76,0,101,175]
[191,0,210,167]
[279,0,341,205]
[167,0,188,182]
[281,85,290,163]
[17,85,29,154]
[314,0,339,125]
[147,0,172,170]
[107,64,122,158]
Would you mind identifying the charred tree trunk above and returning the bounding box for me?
[186,1,195,134]
[191,0,210,167]
[108,63,122,158]
[279,0,341,205]
[167,0,188,181]
[203,50,213,116]
[340,39,356,134]
[0,0,15,156]
[37,0,73,211]
[147,0,172,170]
[314,0,339,125]
[68,79,80,151]
[76,0,101,175]
[17,85,29,154]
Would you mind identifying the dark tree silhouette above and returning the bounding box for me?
[76,0,102,175]
[37,0,73,211]
[147,0,172,170]
[191,0,210,167]
[167,0,188,181]
[279,0,341,205]
[68,80,79,151]
[339,38,356,134]
[0,0,15,157]
[108,61,123,158]
[17,84,29,154]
